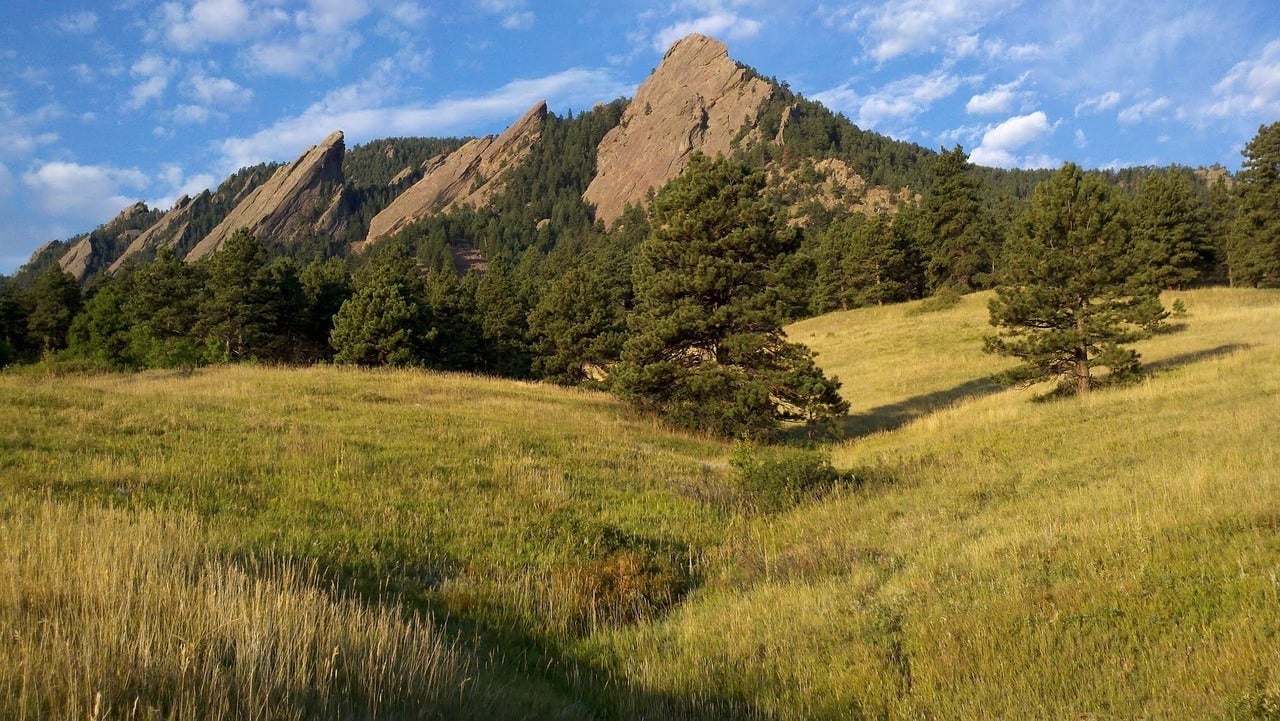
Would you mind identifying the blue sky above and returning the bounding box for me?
[2,0,1278,273]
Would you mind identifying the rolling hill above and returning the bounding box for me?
[2,286,1277,719]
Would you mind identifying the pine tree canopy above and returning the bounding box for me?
[985,163,1166,395]
[613,153,848,439]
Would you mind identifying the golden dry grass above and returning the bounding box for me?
[3,287,1279,719]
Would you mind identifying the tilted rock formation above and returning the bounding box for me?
[108,193,201,273]
[58,201,151,281]
[360,101,547,248]
[187,130,350,261]
[583,34,773,227]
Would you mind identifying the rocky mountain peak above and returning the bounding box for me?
[360,101,548,248]
[583,33,774,227]
[186,130,350,261]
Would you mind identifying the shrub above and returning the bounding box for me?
[731,444,856,512]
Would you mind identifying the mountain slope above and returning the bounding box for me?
[186,130,350,261]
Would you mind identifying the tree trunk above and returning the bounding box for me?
[1075,315,1091,393]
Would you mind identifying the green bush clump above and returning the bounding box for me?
[731,445,856,513]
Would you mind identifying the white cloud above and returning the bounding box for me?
[247,33,364,76]
[1074,91,1121,117]
[1074,128,1087,148]
[184,74,253,108]
[653,12,762,52]
[56,11,98,34]
[21,161,148,218]
[840,0,1023,63]
[0,99,62,159]
[1117,96,1169,125]
[162,0,259,50]
[1205,39,1280,120]
[127,55,176,110]
[170,104,212,124]
[243,1,374,77]
[477,0,535,32]
[388,2,428,26]
[966,73,1030,115]
[970,110,1055,168]
[815,70,962,132]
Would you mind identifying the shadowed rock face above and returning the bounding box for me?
[360,101,548,249]
[186,130,350,261]
[583,33,773,228]
[58,201,150,281]
[108,194,200,273]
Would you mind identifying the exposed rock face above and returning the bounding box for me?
[770,158,914,226]
[187,130,350,261]
[58,201,151,281]
[108,193,201,273]
[583,34,773,227]
[361,101,548,248]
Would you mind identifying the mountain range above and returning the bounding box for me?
[13,33,956,284]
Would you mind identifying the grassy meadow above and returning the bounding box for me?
[3,287,1279,718]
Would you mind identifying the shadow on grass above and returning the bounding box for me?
[1145,343,1252,373]
[839,375,1006,439]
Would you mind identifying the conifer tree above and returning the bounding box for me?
[26,266,82,353]
[986,163,1166,395]
[331,243,433,367]
[612,154,848,439]
[1132,168,1212,289]
[923,145,991,292]
[1228,122,1280,287]
[123,249,205,368]
[196,229,273,361]
[68,273,134,367]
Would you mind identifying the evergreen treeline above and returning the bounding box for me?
[3,96,1277,433]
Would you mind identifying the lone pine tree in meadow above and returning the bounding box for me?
[612,153,848,439]
[985,163,1166,395]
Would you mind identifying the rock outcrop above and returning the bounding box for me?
[58,201,151,281]
[583,34,773,227]
[108,193,202,273]
[360,101,547,248]
[186,130,350,261]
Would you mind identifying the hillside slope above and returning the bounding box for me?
[3,288,1277,719]
[590,288,1280,718]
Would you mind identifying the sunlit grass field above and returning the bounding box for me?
[3,287,1279,719]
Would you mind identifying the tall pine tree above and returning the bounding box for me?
[923,146,992,293]
[612,154,847,439]
[986,163,1166,395]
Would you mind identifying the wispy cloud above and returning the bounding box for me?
[55,11,98,35]
[815,70,964,133]
[215,67,633,172]
[127,54,177,110]
[160,0,265,51]
[1117,96,1170,125]
[828,0,1024,63]
[1074,91,1122,117]
[1204,39,1280,120]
